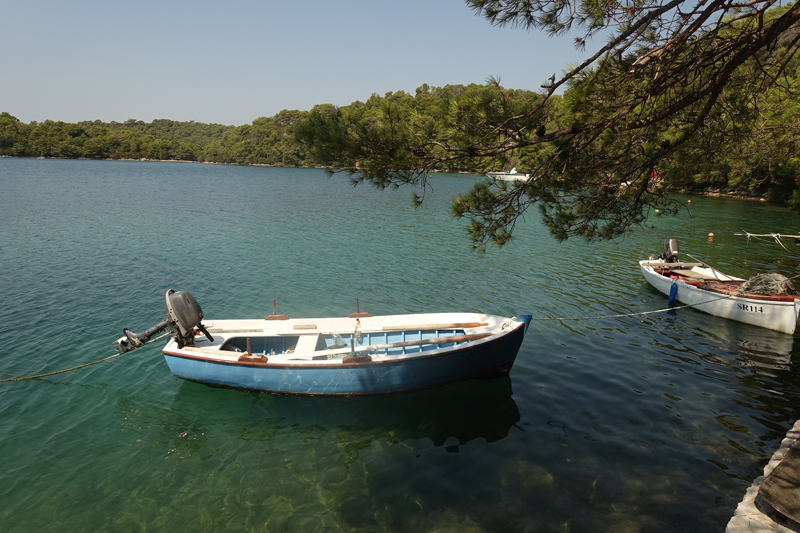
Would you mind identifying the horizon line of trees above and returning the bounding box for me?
[1,84,531,171]
[0,109,311,166]
[1,78,797,205]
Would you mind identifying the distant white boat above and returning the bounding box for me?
[486,168,531,182]
[640,239,800,334]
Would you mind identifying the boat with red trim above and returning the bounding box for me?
[116,290,532,395]
[640,239,800,334]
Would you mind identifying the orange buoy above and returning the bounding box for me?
[708,232,714,237]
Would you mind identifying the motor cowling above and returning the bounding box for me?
[165,290,203,337]
[116,290,213,352]
[661,239,679,263]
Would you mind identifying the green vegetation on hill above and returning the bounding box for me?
[0,109,312,166]
[1,84,550,172]
[1,61,798,215]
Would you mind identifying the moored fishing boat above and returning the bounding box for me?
[117,291,532,395]
[640,239,800,334]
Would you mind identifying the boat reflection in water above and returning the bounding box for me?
[668,307,793,378]
[115,375,520,466]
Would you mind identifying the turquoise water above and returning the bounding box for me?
[3,158,800,532]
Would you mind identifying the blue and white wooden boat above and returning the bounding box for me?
[117,291,532,395]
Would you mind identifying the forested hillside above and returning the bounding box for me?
[2,75,798,205]
[0,84,528,170]
[0,108,311,166]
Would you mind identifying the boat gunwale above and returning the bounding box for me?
[640,261,800,304]
[697,282,799,302]
[162,321,525,369]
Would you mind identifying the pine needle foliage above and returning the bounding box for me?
[297,1,800,249]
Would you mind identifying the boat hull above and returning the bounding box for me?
[162,318,529,395]
[486,172,530,182]
[640,261,800,334]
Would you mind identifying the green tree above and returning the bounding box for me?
[297,0,800,248]
[0,112,30,156]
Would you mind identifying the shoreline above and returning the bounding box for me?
[0,155,780,203]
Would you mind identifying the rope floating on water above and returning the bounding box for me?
[0,353,125,382]
[530,296,731,322]
[0,332,169,383]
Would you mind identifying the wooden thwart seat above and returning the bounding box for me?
[669,269,723,281]
[641,262,705,268]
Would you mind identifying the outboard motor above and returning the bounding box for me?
[115,290,213,353]
[661,239,679,263]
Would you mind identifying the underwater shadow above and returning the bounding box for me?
[167,375,520,449]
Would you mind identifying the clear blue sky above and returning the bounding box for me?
[1,0,592,126]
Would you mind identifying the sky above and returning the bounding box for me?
[1,0,595,126]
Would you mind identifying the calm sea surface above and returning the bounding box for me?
[3,158,800,532]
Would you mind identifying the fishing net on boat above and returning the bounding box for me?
[734,273,796,296]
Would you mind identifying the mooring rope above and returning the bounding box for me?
[0,332,170,383]
[737,231,796,254]
[529,295,731,322]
